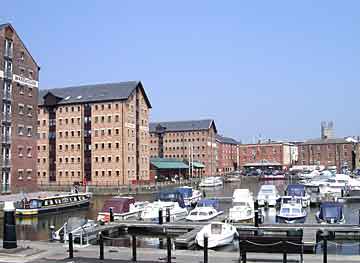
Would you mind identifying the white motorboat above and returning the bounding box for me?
[199,177,223,187]
[276,198,307,224]
[257,185,279,207]
[140,201,188,222]
[54,217,97,242]
[186,206,223,221]
[228,189,254,222]
[319,174,352,198]
[97,196,149,222]
[176,186,202,207]
[196,222,238,248]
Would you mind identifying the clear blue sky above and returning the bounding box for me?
[3,1,360,142]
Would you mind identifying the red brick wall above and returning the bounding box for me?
[239,144,284,167]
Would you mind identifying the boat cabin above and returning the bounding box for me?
[318,202,344,223]
[101,197,135,214]
[176,187,193,198]
[157,191,185,208]
[196,199,219,210]
[286,184,306,197]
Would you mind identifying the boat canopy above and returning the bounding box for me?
[176,187,193,198]
[101,197,135,213]
[286,184,306,197]
[157,191,185,208]
[319,202,343,221]
[197,199,219,210]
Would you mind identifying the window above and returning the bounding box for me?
[101,116,105,123]
[27,126,32,137]
[108,156,111,162]
[108,129,111,136]
[77,144,80,150]
[115,128,119,135]
[101,104,104,110]
[115,115,119,122]
[108,143,111,149]
[27,105,33,116]
[27,147,32,157]
[95,105,98,110]
[71,118,74,124]
[59,132,63,138]
[108,171,111,176]
[18,125,24,136]
[116,156,120,162]
[108,116,111,123]
[95,116,98,123]
[78,131,81,137]
[71,131,74,137]
[116,142,119,148]
[19,104,24,115]
[65,118,68,125]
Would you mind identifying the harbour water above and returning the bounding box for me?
[4,177,360,254]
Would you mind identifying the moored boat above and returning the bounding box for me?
[196,222,237,248]
[176,186,202,207]
[15,192,92,217]
[186,206,223,221]
[316,202,345,224]
[228,189,254,223]
[199,177,223,187]
[257,185,279,207]
[285,184,310,207]
[97,196,149,222]
[276,197,307,224]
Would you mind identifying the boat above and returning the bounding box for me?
[285,184,310,207]
[196,198,220,209]
[176,186,202,207]
[259,170,286,181]
[228,189,254,223]
[257,185,279,207]
[140,191,188,222]
[199,177,223,187]
[196,222,238,248]
[316,202,345,224]
[15,192,92,217]
[54,217,97,243]
[276,197,307,224]
[318,174,351,199]
[97,196,149,222]
[224,174,242,183]
[186,206,223,221]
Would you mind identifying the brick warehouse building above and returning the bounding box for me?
[0,24,40,193]
[239,142,296,170]
[216,134,239,175]
[37,81,152,186]
[149,119,217,177]
[297,138,356,171]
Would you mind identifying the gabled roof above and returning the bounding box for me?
[149,119,217,133]
[0,23,40,69]
[301,138,352,145]
[216,134,239,145]
[38,81,151,108]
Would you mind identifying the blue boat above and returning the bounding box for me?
[156,190,185,208]
[316,202,345,224]
[176,186,202,207]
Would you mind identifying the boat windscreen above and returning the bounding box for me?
[176,188,192,198]
[322,206,341,219]
[287,185,305,197]
[211,224,222,234]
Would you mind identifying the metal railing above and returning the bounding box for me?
[2,113,11,122]
[1,135,11,144]
[2,159,11,168]
[4,71,12,80]
[4,48,13,59]
[3,92,11,101]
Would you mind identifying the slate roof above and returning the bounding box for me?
[301,138,352,145]
[149,119,217,133]
[216,134,239,145]
[38,81,151,108]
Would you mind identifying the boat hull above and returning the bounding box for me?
[16,199,90,217]
[276,215,306,224]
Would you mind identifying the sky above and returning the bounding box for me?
[2,1,360,142]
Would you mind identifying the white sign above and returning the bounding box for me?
[0,70,3,79]
[13,74,38,88]
[125,123,136,129]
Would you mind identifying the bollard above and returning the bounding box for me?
[132,235,137,262]
[109,207,114,222]
[68,233,74,259]
[159,209,163,225]
[49,225,55,242]
[282,240,287,263]
[167,235,172,263]
[203,234,208,263]
[321,230,328,263]
[341,189,344,198]
[203,189,206,198]
[3,201,17,249]
[358,209,360,225]
[99,232,104,260]
[254,200,259,228]
[166,207,171,223]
